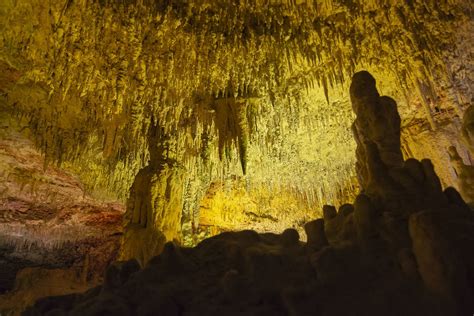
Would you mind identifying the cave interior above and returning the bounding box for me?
[0,0,473,315]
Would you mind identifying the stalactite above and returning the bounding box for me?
[416,80,437,130]
[0,0,471,247]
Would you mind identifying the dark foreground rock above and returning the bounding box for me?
[23,215,474,316]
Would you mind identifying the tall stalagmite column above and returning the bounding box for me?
[350,71,404,192]
[121,123,184,266]
[348,71,474,314]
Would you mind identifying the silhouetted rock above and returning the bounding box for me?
[409,210,474,314]
[304,219,328,250]
[350,71,403,191]
[322,205,337,221]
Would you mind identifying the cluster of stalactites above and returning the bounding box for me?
[0,0,470,217]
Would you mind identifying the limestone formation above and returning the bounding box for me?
[322,204,356,244]
[350,71,404,191]
[0,0,471,313]
[461,105,474,152]
[409,210,474,312]
[24,71,474,316]
[350,73,451,219]
[121,123,185,266]
[0,125,123,314]
[1,0,472,244]
[448,146,474,205]
[24,230,449,316]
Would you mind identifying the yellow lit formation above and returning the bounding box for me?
[0,0,472,248]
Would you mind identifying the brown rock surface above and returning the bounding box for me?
[304,219,328,251]
[0,123,123,315]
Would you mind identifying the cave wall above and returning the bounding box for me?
[0,114,123,314]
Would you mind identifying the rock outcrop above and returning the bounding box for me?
[348,73,474,314]
[24,72,474,316]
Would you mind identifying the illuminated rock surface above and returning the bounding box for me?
[462,106,474,152]
[0,119,123,313]
[22,72,474,316]
[0,0,473,313]
[448,145,474,205]
[120,122,185,265]
[1,0,473,246]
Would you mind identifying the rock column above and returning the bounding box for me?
[350,71,404,192]
[121,123,184,266]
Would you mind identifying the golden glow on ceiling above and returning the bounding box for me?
[0,0,472,239]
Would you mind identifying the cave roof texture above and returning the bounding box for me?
[0,0,473,237]
[0,1,474,314]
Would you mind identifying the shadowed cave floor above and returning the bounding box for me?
[24,220,474,316]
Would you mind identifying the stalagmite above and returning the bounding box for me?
[303,218,328,250]
[350,71,404,192]
[448,146,474,205]
[121,122,185,266]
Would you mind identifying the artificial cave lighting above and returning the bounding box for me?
[0,0,473,314]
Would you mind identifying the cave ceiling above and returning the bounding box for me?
[0,0,473,237]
